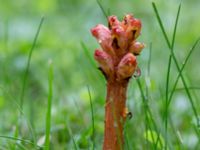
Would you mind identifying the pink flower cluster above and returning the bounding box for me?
[91,14,144,81]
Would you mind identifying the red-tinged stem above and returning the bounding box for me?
[91,14,143,150]
[103,79,129,150]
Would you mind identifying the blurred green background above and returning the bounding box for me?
[0,0,200,149]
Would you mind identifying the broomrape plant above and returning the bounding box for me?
[91,14,144,150]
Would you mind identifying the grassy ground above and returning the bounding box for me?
[0,0,200,149]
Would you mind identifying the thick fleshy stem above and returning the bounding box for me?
[91,14,144,150]
[104,79,128,150]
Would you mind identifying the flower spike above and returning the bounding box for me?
[91,14,144,150]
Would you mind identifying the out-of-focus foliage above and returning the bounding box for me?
[0,0,200,149]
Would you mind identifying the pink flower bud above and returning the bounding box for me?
[111,25,128,51]
[129,18,141,39]
[122,14,134,27]
[117,53,137,80]
[91,24,114,56]
[94,49,113,76]
[108,16,120,29]
[129,41,145,55]
[122,14,142,41]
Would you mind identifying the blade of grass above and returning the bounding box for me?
[152,3,171,48]
[144,43,152,149]
[175,86,200,91]
[152,1,199,133]
[73,98,87,128]
[14,16,45,147]
[96,0,108,18]
[124,131,130,150]
[164,4,181,149]
[167,37,200,107]
[67,124,78,150]
[171,4,181,50]
[44,60,53,150]
[136,79,163,148]
[164,55,172,148]
[144,44,160,149]
[16,143,26,150]
[2,86,38,146]
[81,41,105,89]
[19,16,45,110]
[0,135,42,149]
[87,85,95,150]
[81,42,96,68]
[124,118,133,150]
[146,43,161,150]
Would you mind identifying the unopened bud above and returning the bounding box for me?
[125,18,141,41]
[117,53,137,80]
[129,41,145,55]
[91,24,115,56]
[94,49,113,76]
[122,14,134,28]
[108,16,120,29]
[112,26,128,51]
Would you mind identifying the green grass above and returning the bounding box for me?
[164,3,181,149]
[44,60,53,150]
[0,135,42,149]
[12,16,45,150]
[152,2,200,149]
[19,16,45,111]
[152,2,200,148]
[87,85,95,150]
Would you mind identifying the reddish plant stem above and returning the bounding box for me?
[91,14,144,150]
[103,79,128,150]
